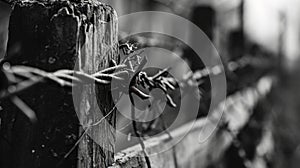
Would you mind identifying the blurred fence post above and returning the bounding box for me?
[0,0,118,168]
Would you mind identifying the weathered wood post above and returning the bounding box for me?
[0,0,118,167]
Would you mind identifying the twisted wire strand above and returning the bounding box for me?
[0,42,272,166]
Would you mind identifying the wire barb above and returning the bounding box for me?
[0,41,273,168]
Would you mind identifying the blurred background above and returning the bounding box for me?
[1,0,300,168]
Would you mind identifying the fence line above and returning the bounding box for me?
[0,41,273,168]
[110,76,274,168]
[0,43,271,122]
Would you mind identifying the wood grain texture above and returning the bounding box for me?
[0,1,118,168]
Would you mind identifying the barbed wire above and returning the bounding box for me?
[0,41,271,113]
[0,41,273,166]
[0,60,127,121]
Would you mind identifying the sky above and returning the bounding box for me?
[245,0,300,68]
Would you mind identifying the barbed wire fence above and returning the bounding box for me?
[0,40,273,167]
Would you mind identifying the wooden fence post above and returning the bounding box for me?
[0,0,118,168]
